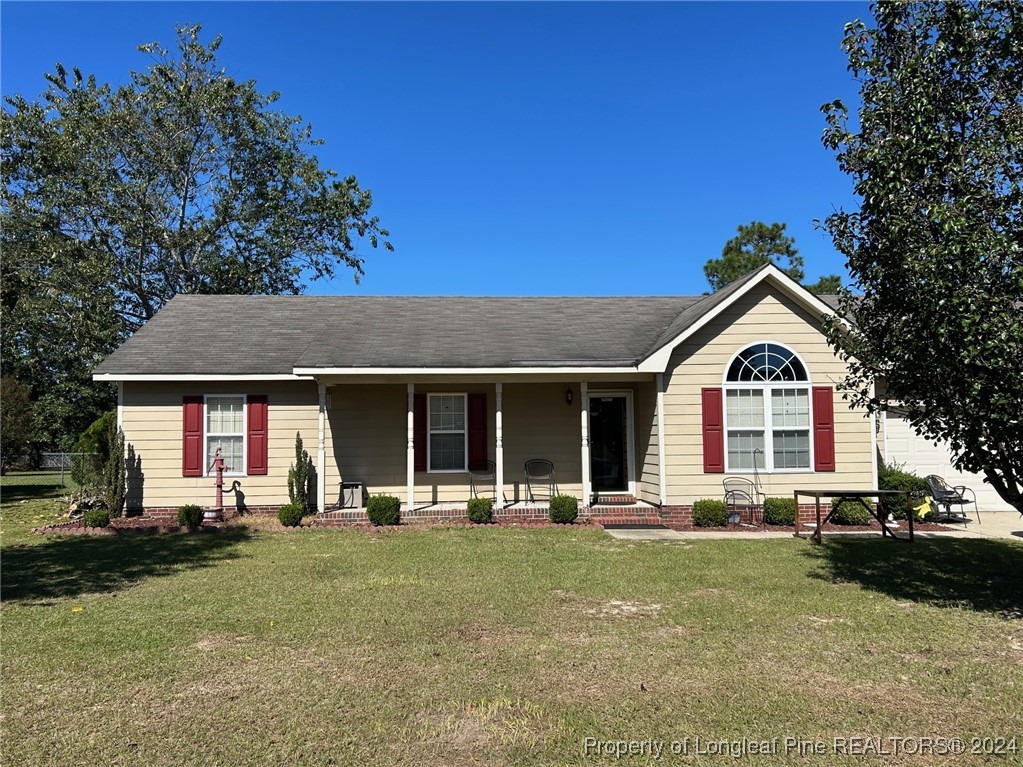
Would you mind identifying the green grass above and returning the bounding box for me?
[2,488,1022,766]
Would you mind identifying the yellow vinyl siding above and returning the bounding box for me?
[121,381,321,508]
[635,378,660,504]
[660,283,874,505]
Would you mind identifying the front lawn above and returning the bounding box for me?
[2,493,1021,766]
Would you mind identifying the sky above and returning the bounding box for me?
[1,1,870,297]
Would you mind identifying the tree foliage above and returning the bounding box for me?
[805,274,843,295]
[821,1,1023,513]
[104,420,126,518]
[704,221,804,291]
[1,24,391,449]
[0,376,34,469]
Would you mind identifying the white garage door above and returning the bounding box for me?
[884,413,1012,511]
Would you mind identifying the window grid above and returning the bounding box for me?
[206,395,245,476]
[724,344,811,473]
[428,394,467,472]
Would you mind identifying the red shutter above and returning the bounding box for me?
[182,396,204,477]
[702,388,725,473]
[467,392,488,470]
[247,395,269,475]
[413,393,427,472]
[812,386,836,472]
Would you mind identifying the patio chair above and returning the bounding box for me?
[470,460,496,501]
[925,475,980,525]
[524,459,556,502]
[722,476,764,524]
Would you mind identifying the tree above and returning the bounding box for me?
[821,1,1023,513]
[1,24,391,448]
[704,221,804,291]
[0,376,34,471]
[805,274,843,295]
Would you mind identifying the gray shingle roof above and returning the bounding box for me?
[94,265,839,376]
[94,295,701,375]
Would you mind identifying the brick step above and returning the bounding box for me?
[592,495,637,505]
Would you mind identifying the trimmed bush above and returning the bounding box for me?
[549,495,579,524]
[367,494,401,526]
[763,497,796,526]
[82,509,110,528]
[467,497,494,524]
[277,502,304,527]
[831,499,873,526]
[692,499,728,527]
[177,504,204,528]
[878,460,930,520]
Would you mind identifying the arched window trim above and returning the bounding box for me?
[722,341,815,473]
[721,341,812,386]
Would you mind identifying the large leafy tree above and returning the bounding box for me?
[822,1,1023,513]
[704,221,805,291]
[1,24,391,448]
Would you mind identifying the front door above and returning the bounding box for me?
[590,395,629,493]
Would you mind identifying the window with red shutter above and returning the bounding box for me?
[812,386,836,472]
[467,393,488,470]
[247,395,268,475]
[182,396,204,477]
[701,388,725,473]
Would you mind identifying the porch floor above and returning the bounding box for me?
[317,499,659,523]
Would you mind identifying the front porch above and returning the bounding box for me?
[310,376,670,514]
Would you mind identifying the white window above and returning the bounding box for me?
[724,344,811,472]
[206,395,245,476]
[428,394,466,472]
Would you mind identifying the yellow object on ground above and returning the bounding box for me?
[914,496,935,520]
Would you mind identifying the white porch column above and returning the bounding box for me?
[580,382,591,504]
[407,383,415,510]
[317,382,327,513]
[656,373,667,506]
[495,383,504,506]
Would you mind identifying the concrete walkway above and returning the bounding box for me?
[603,511,1023,543]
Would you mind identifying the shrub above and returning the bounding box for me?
[763,497,796,526]
[692,499,728,527]
[367,495,401,526]
[73,410,116,492]
[467,497,494,524]
[277,502,304,527]
[549,495,579,524]
[831,499,873,526]
[287,432,311,509]
[82,509,110,528]
[878,460,930,520]
[177,504,204,528]
[104,419,126,518]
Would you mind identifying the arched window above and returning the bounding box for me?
[724,343,811,471]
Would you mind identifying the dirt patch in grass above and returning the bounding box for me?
[586,599,664,619]
[412,697,561,756]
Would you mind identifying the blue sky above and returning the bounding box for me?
[2,1,869,297]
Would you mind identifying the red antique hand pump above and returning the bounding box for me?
[209,447,227,512]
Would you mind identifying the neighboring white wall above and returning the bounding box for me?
[661,282,875,506]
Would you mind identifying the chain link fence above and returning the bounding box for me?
[0,453,95,489]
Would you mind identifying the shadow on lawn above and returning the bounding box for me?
[1,528,251,603]
[804,538,1023,619]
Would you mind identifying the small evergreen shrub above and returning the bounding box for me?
[549,495,579,524]
[177,504,204,528]
[692,499,728,527]
[277,503,304,527]
[467,497,494,524]
[82,509,110,528]
[763,497,796,526]
[367,494,401,526]
[288,432,311,510]
[831,499,873,526]
[878,460,930,520]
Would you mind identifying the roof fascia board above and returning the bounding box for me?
[93,373,310,382]
[637,266,843,373]
[292,366,641,376]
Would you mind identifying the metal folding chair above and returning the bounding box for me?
[524,459,556,502]
[925,475,979,524]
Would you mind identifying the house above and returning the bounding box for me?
[92,264,878,524]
